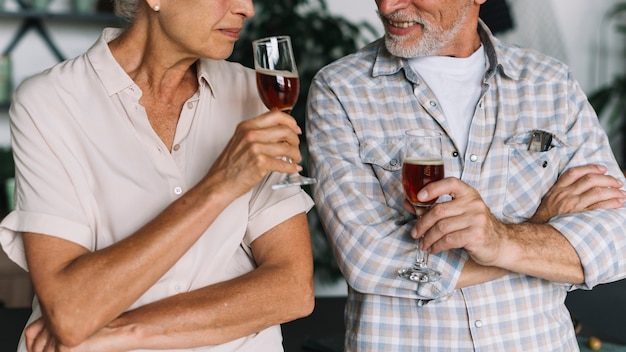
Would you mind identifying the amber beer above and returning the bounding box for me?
[402,157,444,207]
[256,68,299,111]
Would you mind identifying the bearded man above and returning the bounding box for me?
[306,0,626,350]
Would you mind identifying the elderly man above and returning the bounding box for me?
[306,0,626,350]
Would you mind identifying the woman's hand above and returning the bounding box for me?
[205,110,303,197]
[25,317,130,352]
[25,318,57,352]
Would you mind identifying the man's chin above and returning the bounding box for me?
[384,34,440,58]
[385,37,420,58]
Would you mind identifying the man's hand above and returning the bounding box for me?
[406,165,625,282]
[410,177,505,267]
[409,177,584,281]
[529,164,625,223]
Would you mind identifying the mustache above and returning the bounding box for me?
[377,10,426,25]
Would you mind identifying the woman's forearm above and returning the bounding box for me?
[56,214,315,351]
[25,178,235,346]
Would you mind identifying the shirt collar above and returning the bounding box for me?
[476,19,522,81]
[371,19,522,82]
[371,40,404,78]
[196,59,219,98]
[87,28,137,97]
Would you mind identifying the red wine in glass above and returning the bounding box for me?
[252,35,316,189]
[402,158,445,208]
[256,69,299,113]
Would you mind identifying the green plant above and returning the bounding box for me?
[588,2,626,167]
[228,0,378,282]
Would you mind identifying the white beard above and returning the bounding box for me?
[380,6,471,58]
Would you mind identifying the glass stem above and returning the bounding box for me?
[415,238,428,268]
[413,205,430,269]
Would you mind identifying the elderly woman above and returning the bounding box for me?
[0,0,315,350]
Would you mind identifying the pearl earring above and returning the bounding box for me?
[153,5,160,11]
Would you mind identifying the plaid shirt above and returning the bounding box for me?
[306,23,626,351]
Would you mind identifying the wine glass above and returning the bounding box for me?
[252,35,316,190]
[397,129,444,283]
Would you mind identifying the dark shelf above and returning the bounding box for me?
[0,10,122,112]
[0,10,120,23]
[1,10,122,60]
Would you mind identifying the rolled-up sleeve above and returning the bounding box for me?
[245,172,314,246]
[548,76,626,289]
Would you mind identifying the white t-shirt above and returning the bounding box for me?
[0,28,313,352]
[408,45,486,155]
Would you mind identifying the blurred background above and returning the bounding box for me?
[1,0,625,350]
[0,2,625,345]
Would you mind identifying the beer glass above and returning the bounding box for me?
[398,129,444,283]
[252,36,316,189]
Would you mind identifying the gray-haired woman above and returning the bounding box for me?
[0,0,315,350]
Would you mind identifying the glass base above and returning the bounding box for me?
[271,173,317,190]
[398,265,441,283]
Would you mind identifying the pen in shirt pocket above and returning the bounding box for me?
[527,131,553,152]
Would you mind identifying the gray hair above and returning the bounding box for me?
[113,0,138,22]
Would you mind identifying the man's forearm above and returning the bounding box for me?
[457,258,509,289]
[496,222,584,284]
[457,222,584,289]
